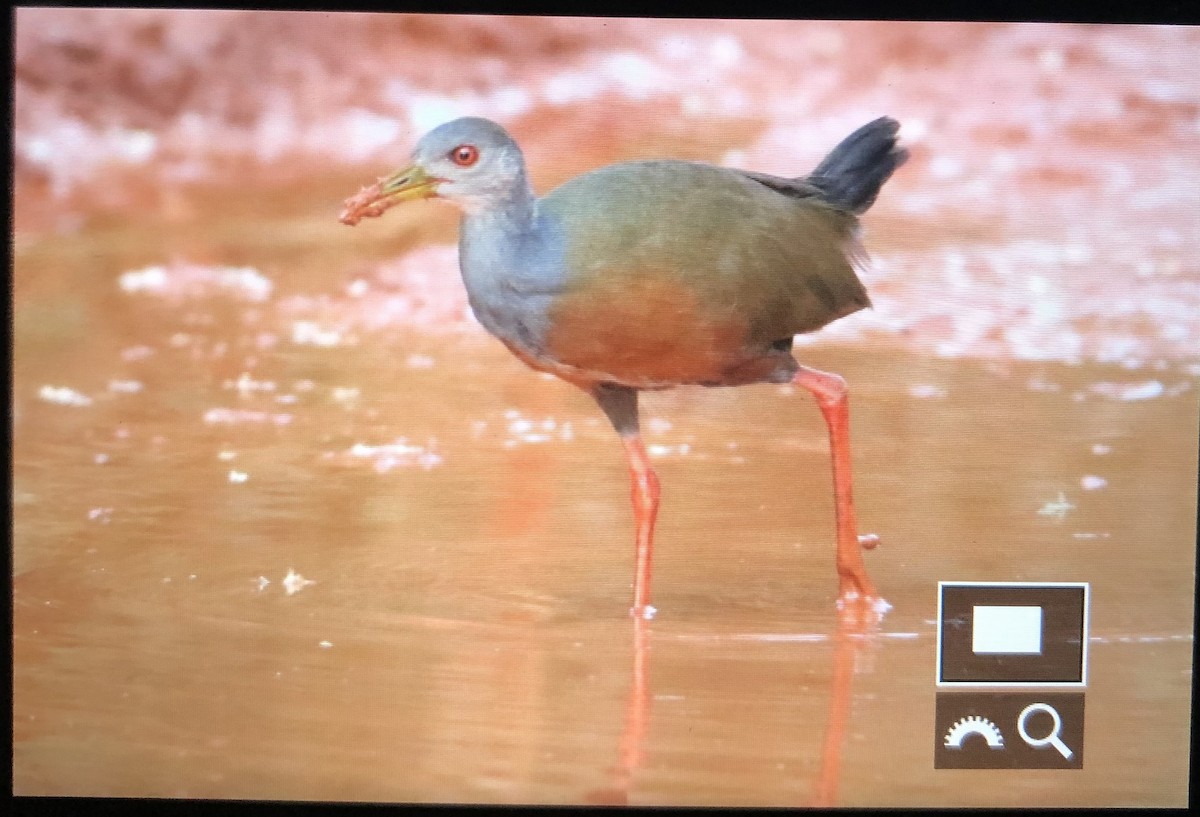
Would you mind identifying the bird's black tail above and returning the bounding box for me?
[807,117,908,215]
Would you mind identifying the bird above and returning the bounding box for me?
[340,115,907,619]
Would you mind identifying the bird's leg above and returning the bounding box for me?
[592,384,659,619]
[622,435,660,619]
[792,366,882,605]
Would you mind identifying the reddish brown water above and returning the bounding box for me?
[12,12,1198,807]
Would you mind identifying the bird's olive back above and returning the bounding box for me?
[539,160,868,344]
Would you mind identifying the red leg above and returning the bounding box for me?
[621,435,660,619]
[792,365,883,606]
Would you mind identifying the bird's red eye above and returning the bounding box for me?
[450,145,479,167]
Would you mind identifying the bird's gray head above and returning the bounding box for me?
[336,116,528,221]
[338,117,531,224]
[404,117,531,213]
[338,115,535,223]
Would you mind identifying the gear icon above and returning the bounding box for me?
[944,715,1005,750]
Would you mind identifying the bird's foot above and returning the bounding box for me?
[836,566,891,620]
[835,533,885,621]
[629,604,658,620]
[836,590,892,613]
[836,588,892,627]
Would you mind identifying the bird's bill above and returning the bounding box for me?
[339,164,442,226]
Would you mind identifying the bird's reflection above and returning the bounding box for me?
[585,614,651,806]
[587,604,884,806]
[615,614,652,795]
[811,605,884,807]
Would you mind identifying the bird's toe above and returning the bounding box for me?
[836,591,892,626]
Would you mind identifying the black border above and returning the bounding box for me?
[9,1,1198,815]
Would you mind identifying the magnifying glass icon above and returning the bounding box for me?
[1017,702,1073,760]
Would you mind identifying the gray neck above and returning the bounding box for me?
[460,172,554,283]
[458,174,568,350]
[465,170,537,230]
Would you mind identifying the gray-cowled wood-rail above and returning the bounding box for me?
[341,116,907,619]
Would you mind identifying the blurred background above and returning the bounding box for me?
[12,10,1199,806]
[14,11,1200,361]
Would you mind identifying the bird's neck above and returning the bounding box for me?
[459,179,543,286]
[459,176,564,301]
[456,165,537,223]
[462,176,538,234]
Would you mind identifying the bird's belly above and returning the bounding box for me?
[463,258,796,389]
[538,273,791,388]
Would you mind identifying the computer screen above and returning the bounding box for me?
[12,7,1197,808]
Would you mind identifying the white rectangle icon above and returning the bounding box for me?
[937,582,1089,687]
[972,605,1043,654]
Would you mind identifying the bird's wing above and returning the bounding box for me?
[734,169,829,202]
[535,161,869,383]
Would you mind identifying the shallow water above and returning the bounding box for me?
[12,12,1200,808]
[13,206,1197,804]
